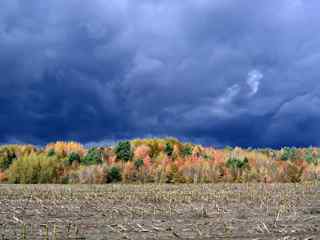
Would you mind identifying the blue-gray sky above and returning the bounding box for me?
[1,0,320,147]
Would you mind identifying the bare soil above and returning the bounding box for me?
[0,183,319,239]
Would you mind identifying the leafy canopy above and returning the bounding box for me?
[81,148,103,165]
[115,141,132,161]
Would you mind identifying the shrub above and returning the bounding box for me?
[7,154,62,184]
[0,145,39,171]
[165,164,185,183]
[65,152,81,166]
[107,166,122,183]
[226,157,249,169]
[226,157,250,182]
[164,143,174,157]
[81,148,103,165]
[202,154,211,160]
[305,148,320,165]
[123,162,136,182]
[281,147,298,161]
[0,147,17,171]
[47,149,55,157]
[181,145,193,157]
[68,165,107,184]
[301,164,320,181]
[284,162,305,183]
[0,171,8,182]
[115,141,132,161]
[134,159,144,169]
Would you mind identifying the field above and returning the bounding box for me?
[0,183,320,239]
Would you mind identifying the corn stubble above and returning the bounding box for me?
[0,183,319,239]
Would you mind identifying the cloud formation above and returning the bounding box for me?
[0,0,320,147]
[247,70,262,96]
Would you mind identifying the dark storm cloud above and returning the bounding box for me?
[1,0,320,147]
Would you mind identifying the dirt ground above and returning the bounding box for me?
[0,183,319,240]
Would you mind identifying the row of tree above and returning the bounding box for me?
[0,139,319,184]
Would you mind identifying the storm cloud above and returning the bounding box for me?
[1,0,320,147]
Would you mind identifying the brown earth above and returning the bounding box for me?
[0,183,319,239]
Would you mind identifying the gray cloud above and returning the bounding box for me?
[0,0,320,147]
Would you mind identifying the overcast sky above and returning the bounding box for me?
[1,0,320,148]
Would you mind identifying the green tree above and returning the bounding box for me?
[81,148,103,165]
[107,166,122,183]
[164,143,173,157]
[226,157,250,182]
[47,149,55,157]
[134,159,144,169]
[7,154,62,184]
[115,141,132,161]
[65,152,81,166]
[226,157,249,169]
[181,145,193,157]
[281,147,298,161]
[0,147,17,171]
